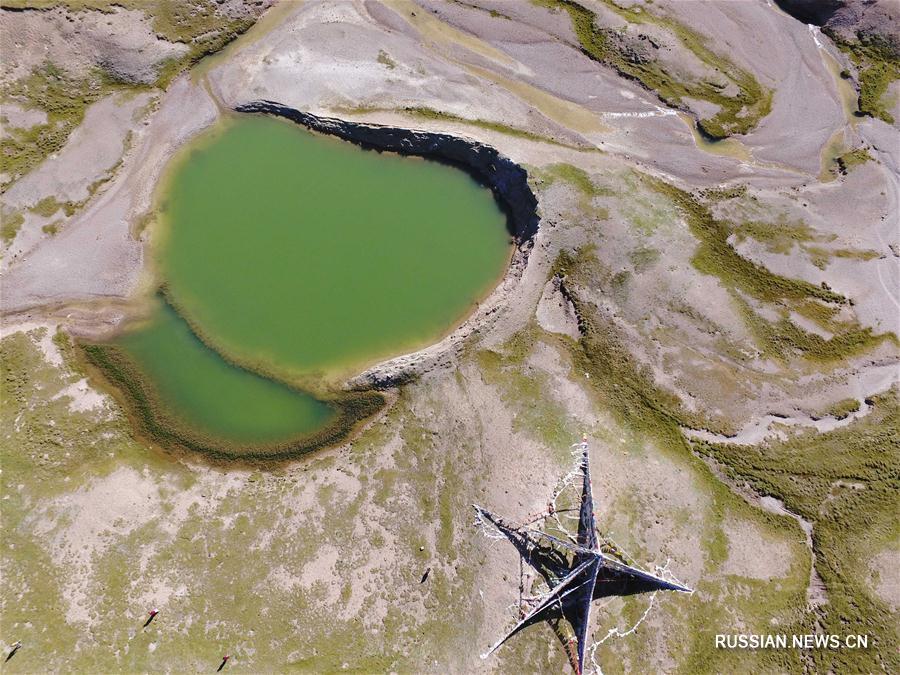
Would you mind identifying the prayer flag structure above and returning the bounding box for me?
[474,439,691,674]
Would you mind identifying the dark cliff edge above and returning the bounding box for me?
[233,100,541,244]
[774,0,844,26]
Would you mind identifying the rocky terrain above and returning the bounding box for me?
[1,1,898,673]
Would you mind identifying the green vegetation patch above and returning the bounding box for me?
[826,30,900,124]
[734,294,888,363]
[41,220,62,236]
[825,397,861,420]
[1,210,24,243]
[535,0,772,138]
[835,147,873,174]
[699,185,748,201]
[376,49,397,69]
[732,219,820,255]
[29,195,63,218]
[731,217,879,270]
[150,2,257,88]
[477,326,580,454]
[448,0,512,20]
[643,174,844,304]
[78,340,385,466]
[539,163,612,219]
[692,391,900,673]
[629,245,660,272]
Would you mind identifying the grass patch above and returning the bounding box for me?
[699,185,748,201]
[1,210,24,243]
[826,30,900,124]
[734,294,889,363]
[835,147,873,174]
[535,0,772,138]
[477,333,579,452]
[29,195,64,218]
[540,163,612,219]
[731,218,878,269]
[692,390,900,673]
[825,397,861,420]
[541,163,613,197]
[41,220,62,236]
[448,0,512,20]
[732,219,820,255]
[642,173,845,305]
[377,49,397,69]
[629,246,659,272]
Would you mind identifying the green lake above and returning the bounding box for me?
[104,114,512,450]
[159,114,512,381]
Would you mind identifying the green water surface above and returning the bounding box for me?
[160,115,512,380]
[116,299,334,444]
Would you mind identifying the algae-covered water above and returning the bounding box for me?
[105,114,511,449]
[160,114,512,381]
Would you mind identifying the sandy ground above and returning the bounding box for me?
[1,1,898,672]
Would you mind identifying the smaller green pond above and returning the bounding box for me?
[114,299,334,445]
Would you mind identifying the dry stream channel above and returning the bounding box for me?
[85,114,513,460]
